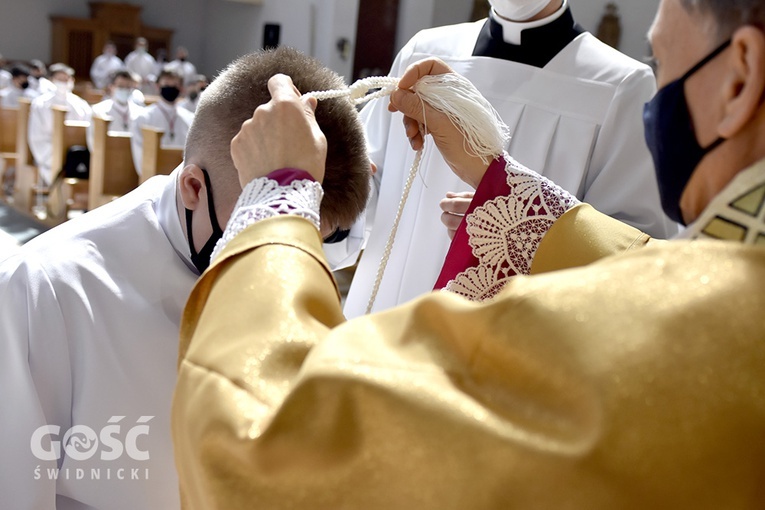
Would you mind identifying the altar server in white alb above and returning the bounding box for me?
[125,37,158,92]
[90,41,125,90]
[337,0,678,318]
[87,69,145,150]
[28,63,92,185]
[28,60,57,95]
[0,54,11,89]
[0,65,40,107]
[130,68,193,176]
[165,46,198,87]
[0,47,371,510]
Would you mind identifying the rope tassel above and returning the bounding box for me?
[303,72,509,314]
[413,73,510,164]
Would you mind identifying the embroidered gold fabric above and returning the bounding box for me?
[174,189,765,508]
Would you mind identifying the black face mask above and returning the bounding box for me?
[20,81,30,89]
[323,228,351,244]
[643,40,731,225]
[188,90,199,102]
[160,86,181,103]
[185,169,224,274]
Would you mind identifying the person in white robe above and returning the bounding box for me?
[0,65,39,107]
[130,69,193,176]
[87,69,144,150]
[89,42,125,90]
[336,0,679,319]
[0,47,372,510]
[125,38,157,94]
[178,74,208,113]
[165,46,198,87]
[28,60,57,95]
[28,63,92,185]
[0,53,10,89]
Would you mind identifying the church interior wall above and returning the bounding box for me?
[0,0,660,86]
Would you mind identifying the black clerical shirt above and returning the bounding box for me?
[472,7,584,68]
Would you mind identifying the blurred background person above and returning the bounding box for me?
[90,41,124,90]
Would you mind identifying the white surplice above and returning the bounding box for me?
[124,51,157,83]
[130,101,193,176]
[28,90,92,184]
[0,168,196,510]
[0,69,11,89]
[0,85,40,107]
[87,98,145,151]
[90,54,125,90]
[339,21,678,318]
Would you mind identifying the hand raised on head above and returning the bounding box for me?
[231,74,328,188]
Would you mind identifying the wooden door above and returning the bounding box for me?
[352,0,400,81]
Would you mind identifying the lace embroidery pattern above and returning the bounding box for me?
[446,156,579,301]
[211,177,323,262]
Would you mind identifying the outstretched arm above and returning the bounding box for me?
[172,66,763,510]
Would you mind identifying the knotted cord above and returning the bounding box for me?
[302,73,509,314]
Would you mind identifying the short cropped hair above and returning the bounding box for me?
[48,63,74,78]
[156,68,183,85]
[11,65,30,78]
[109,69,133,84]
[681,0,765,37]
[185,46,369,230]
[30,60,46,73]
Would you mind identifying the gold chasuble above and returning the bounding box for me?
[173,161,765,509]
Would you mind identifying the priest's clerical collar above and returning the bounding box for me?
[472,1,584,68]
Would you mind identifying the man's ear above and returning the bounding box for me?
[178,164,206,210]
[719,26,765,138]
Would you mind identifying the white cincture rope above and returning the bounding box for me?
[365,148,423,314]
[303,73,509,314]
[304,76,399,105]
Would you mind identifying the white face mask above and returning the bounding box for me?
[113,87,132,104]
[489,0,551,21]
[54,79,73,95]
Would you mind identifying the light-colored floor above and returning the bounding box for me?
[0,229,20,261]
[0,197,49,259]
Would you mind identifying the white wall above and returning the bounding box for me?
[199,0,358,83]
[395,0,474,53]
[0,0,661,82]
[570,0,660,62]
[0,0,206,70]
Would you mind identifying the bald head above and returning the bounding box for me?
[185,46,369,231]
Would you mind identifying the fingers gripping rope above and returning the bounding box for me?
[303,76,399,106]
[303,73,509,314]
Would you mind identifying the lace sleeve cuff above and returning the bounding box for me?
[211,170,323,262]
[436,153,580,301]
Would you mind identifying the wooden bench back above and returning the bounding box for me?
[88,116,138,210]
[51,105,89,182]
[140,125,183,184]
[12,98,37,211]
[0,106,18,154]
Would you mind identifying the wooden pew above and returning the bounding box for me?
[12,98,37,212]
[88,116,138,210]
[140,125,183,184]
[0,106,18,197]
[47,106,89,222]
[74,82,105,105]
